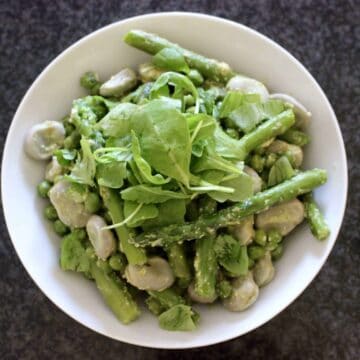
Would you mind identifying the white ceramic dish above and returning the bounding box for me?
[1,12,347,349]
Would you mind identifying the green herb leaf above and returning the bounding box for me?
[209,172,253,203]
[124,201,159,227]
[142,199,186,230]
[229,99,285,133]
[121,185,190,204]
[66,138,96,186]
[191,145,242,175]
[268,155,295,186]
[95,103,137,137]
[214,235,249,276]
[131,131,170,185]
[213,125,246,160]
[54,149,77,166]
[149,72,198,112]
[158,304,199,331]
[96,161,127,188]
[153,48,190,74]
[219,91,244,118]
[70,96,110,136]
[130,99,192,186]
[93,147,132,164]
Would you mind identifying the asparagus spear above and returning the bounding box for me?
[303,192,330,240]
[91,261,140,324]
[135,169,327,246]
[124,30,235,83]
[100,186,147,265]
[194,196,218,299]
[166,244,192,288]
[236,109,295,160]
[194,236,218,299]
[60,232,140,324]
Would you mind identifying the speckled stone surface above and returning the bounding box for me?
[0,0,359,358]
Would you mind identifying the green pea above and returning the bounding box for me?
[216,279,232,299]
[73,228,87,241]
[80,71,99,92]
[268,229,282,244]
[53,220,69,236]
[250,154,265,173]
[188,69,204,86]
[37,180,52,198]
[109,253,127,273]
[271,244,284,261]
[84,192,101,213]
[44,204,58,221]
[248,245,266,261]
[265,153,278,168]
[254,229,267,246]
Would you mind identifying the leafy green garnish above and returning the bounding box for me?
[268,155,295,186]
[158,305,199,331]
[153,48,190,74]
[123,201,159,227]
[209,172,253,202]
[229,99,285,133]
[149,72,199,112]
[142,199,186,230]
[66,138,96,186]
[121,185,189,204]
[130,99,192,186]
[214,235,249,276]
[96,161,127,188]
[70,96,110,136]
[54,149,77,166]
[95,103,137,137]
[131,131,170,185]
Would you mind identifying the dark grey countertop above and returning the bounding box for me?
[0,1,359,359]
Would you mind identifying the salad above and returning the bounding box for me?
[25,30,330,331]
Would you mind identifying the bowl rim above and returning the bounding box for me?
[1,11,348,349]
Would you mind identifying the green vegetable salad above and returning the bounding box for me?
[25,30,330,331]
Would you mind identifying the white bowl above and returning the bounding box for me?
[1,12,347,349]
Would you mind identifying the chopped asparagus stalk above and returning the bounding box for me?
[124,30,235,82]
[303,192,330,240]
[134,169,327,246]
